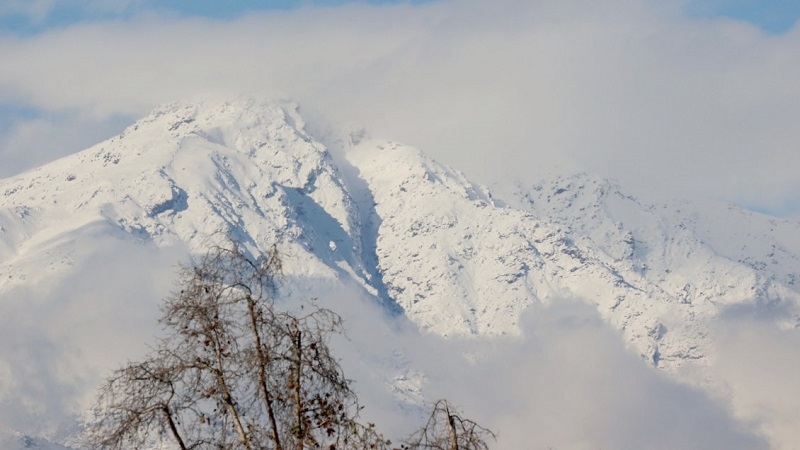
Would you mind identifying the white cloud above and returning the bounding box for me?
[420,302,768,449]
[0,233,187,438]
[0,0,799,215]
[0,111,129,178]
[710,313,800,450]
[1,250,767,449]
[328,294,768,449]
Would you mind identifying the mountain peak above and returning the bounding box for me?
[130,99,308,143]
[2,100,800,414]
[0,99,360,295]
[3,99,800,448]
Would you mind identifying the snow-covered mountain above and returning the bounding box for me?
[2,99,799,449]
[511,175,800,375]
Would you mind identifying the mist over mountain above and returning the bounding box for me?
[1,99,798,449]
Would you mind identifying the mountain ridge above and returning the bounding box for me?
[2,98,800,448]
[3,99,799,368]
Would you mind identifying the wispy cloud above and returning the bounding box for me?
[318,291,769,449]
[0,0,799,215]
[684,0,800,34]
[0,110,130,177]
[0,0,58,23]
[0,0,142,29]
[0,249,773,448]
[710,312,800,449]
[0,233,187,438]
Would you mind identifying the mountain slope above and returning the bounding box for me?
[510,174,800,374]
[0,100,371,297]
[3,100,799,371]
[1,99,799,448]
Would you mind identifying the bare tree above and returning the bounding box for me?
[86,242,392,450]
[403,400,496,450]
[86,242,492,450]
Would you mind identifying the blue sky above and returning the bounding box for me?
[1,0,798,35]
[0,0,434,35]
[685,0,800,34]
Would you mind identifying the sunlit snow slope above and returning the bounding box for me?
[3,100,799,371]
[2,99,800,448]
